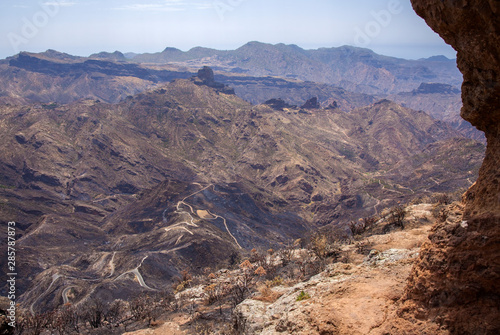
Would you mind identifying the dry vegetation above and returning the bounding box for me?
[0,193,462,335]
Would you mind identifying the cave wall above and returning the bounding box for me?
[411,0,500,218]
[395,1,500,333]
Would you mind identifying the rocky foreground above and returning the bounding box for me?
[123,202,456,335]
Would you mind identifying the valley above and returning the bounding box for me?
[0,42,488,334]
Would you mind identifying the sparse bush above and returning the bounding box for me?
[276,243,295,266]
[129,295,148,321]
[249,248,261,263]
[265,276,283,288]
[129,294,162,325]
[435,193,451,205]
[309,233,341,260]
[296,291,310,301]
[362,216,378,230]
[233,308,248,334]
[228,260,256,307]
[253,285,282,303]
[248,249,269,269]
[80,297,106,329]
[204,283,219,305]
[194,320,236,335]
[52,304,80,334]
[239,260,253,271]
[174,281,188,293]
[173,269,192,293]
[308,258,327,275]
[204,282,227,308]
[14,310,53,335]
[349,220,365,236]
[355,240,373,256]
[254,266,267,277]
[247,249,279,280]
[310,234,329,260]
[106,299,127,327]
[228,279,250,308]
[388,204,406,228]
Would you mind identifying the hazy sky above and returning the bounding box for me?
[0,0,456,60]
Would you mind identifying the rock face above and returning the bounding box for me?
[411,0,500,218]
[396,1,500,333]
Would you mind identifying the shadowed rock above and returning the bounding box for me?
[193,66,235,95]
[411,0,500,218]
[301,97,321,109]
[393,1,500,334]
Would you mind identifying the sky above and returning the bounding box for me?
[0,0,456,60]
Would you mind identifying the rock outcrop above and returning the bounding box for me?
[193,66,235,94]
[301,97,321,109]
[394,1,500,333]
[263,98,295,111]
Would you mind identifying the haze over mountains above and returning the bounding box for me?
[130,42,462,95]
[0,42,481,141]
[0,43,485,315]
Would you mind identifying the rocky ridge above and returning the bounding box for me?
[0,51,375,113]
[388,83,485,143]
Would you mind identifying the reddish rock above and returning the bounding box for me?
[411,0,500,218]
[395,1,500,333]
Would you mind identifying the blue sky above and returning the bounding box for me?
[0,0,456,60]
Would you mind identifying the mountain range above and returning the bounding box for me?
[129,42,462,96]
[0,42,482,142]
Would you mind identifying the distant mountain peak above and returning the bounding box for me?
[373,99,394,106]
[89,50,126,61]
[36,49,81,61]
[162,47,183,53]
[423,55,452,61]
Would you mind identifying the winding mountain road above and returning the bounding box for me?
[32,184,244,312]
[30,273,61,315]
[114,256,156,291]
[206,209,242,249]
[163,183,242,249]
[62,286,76,304]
